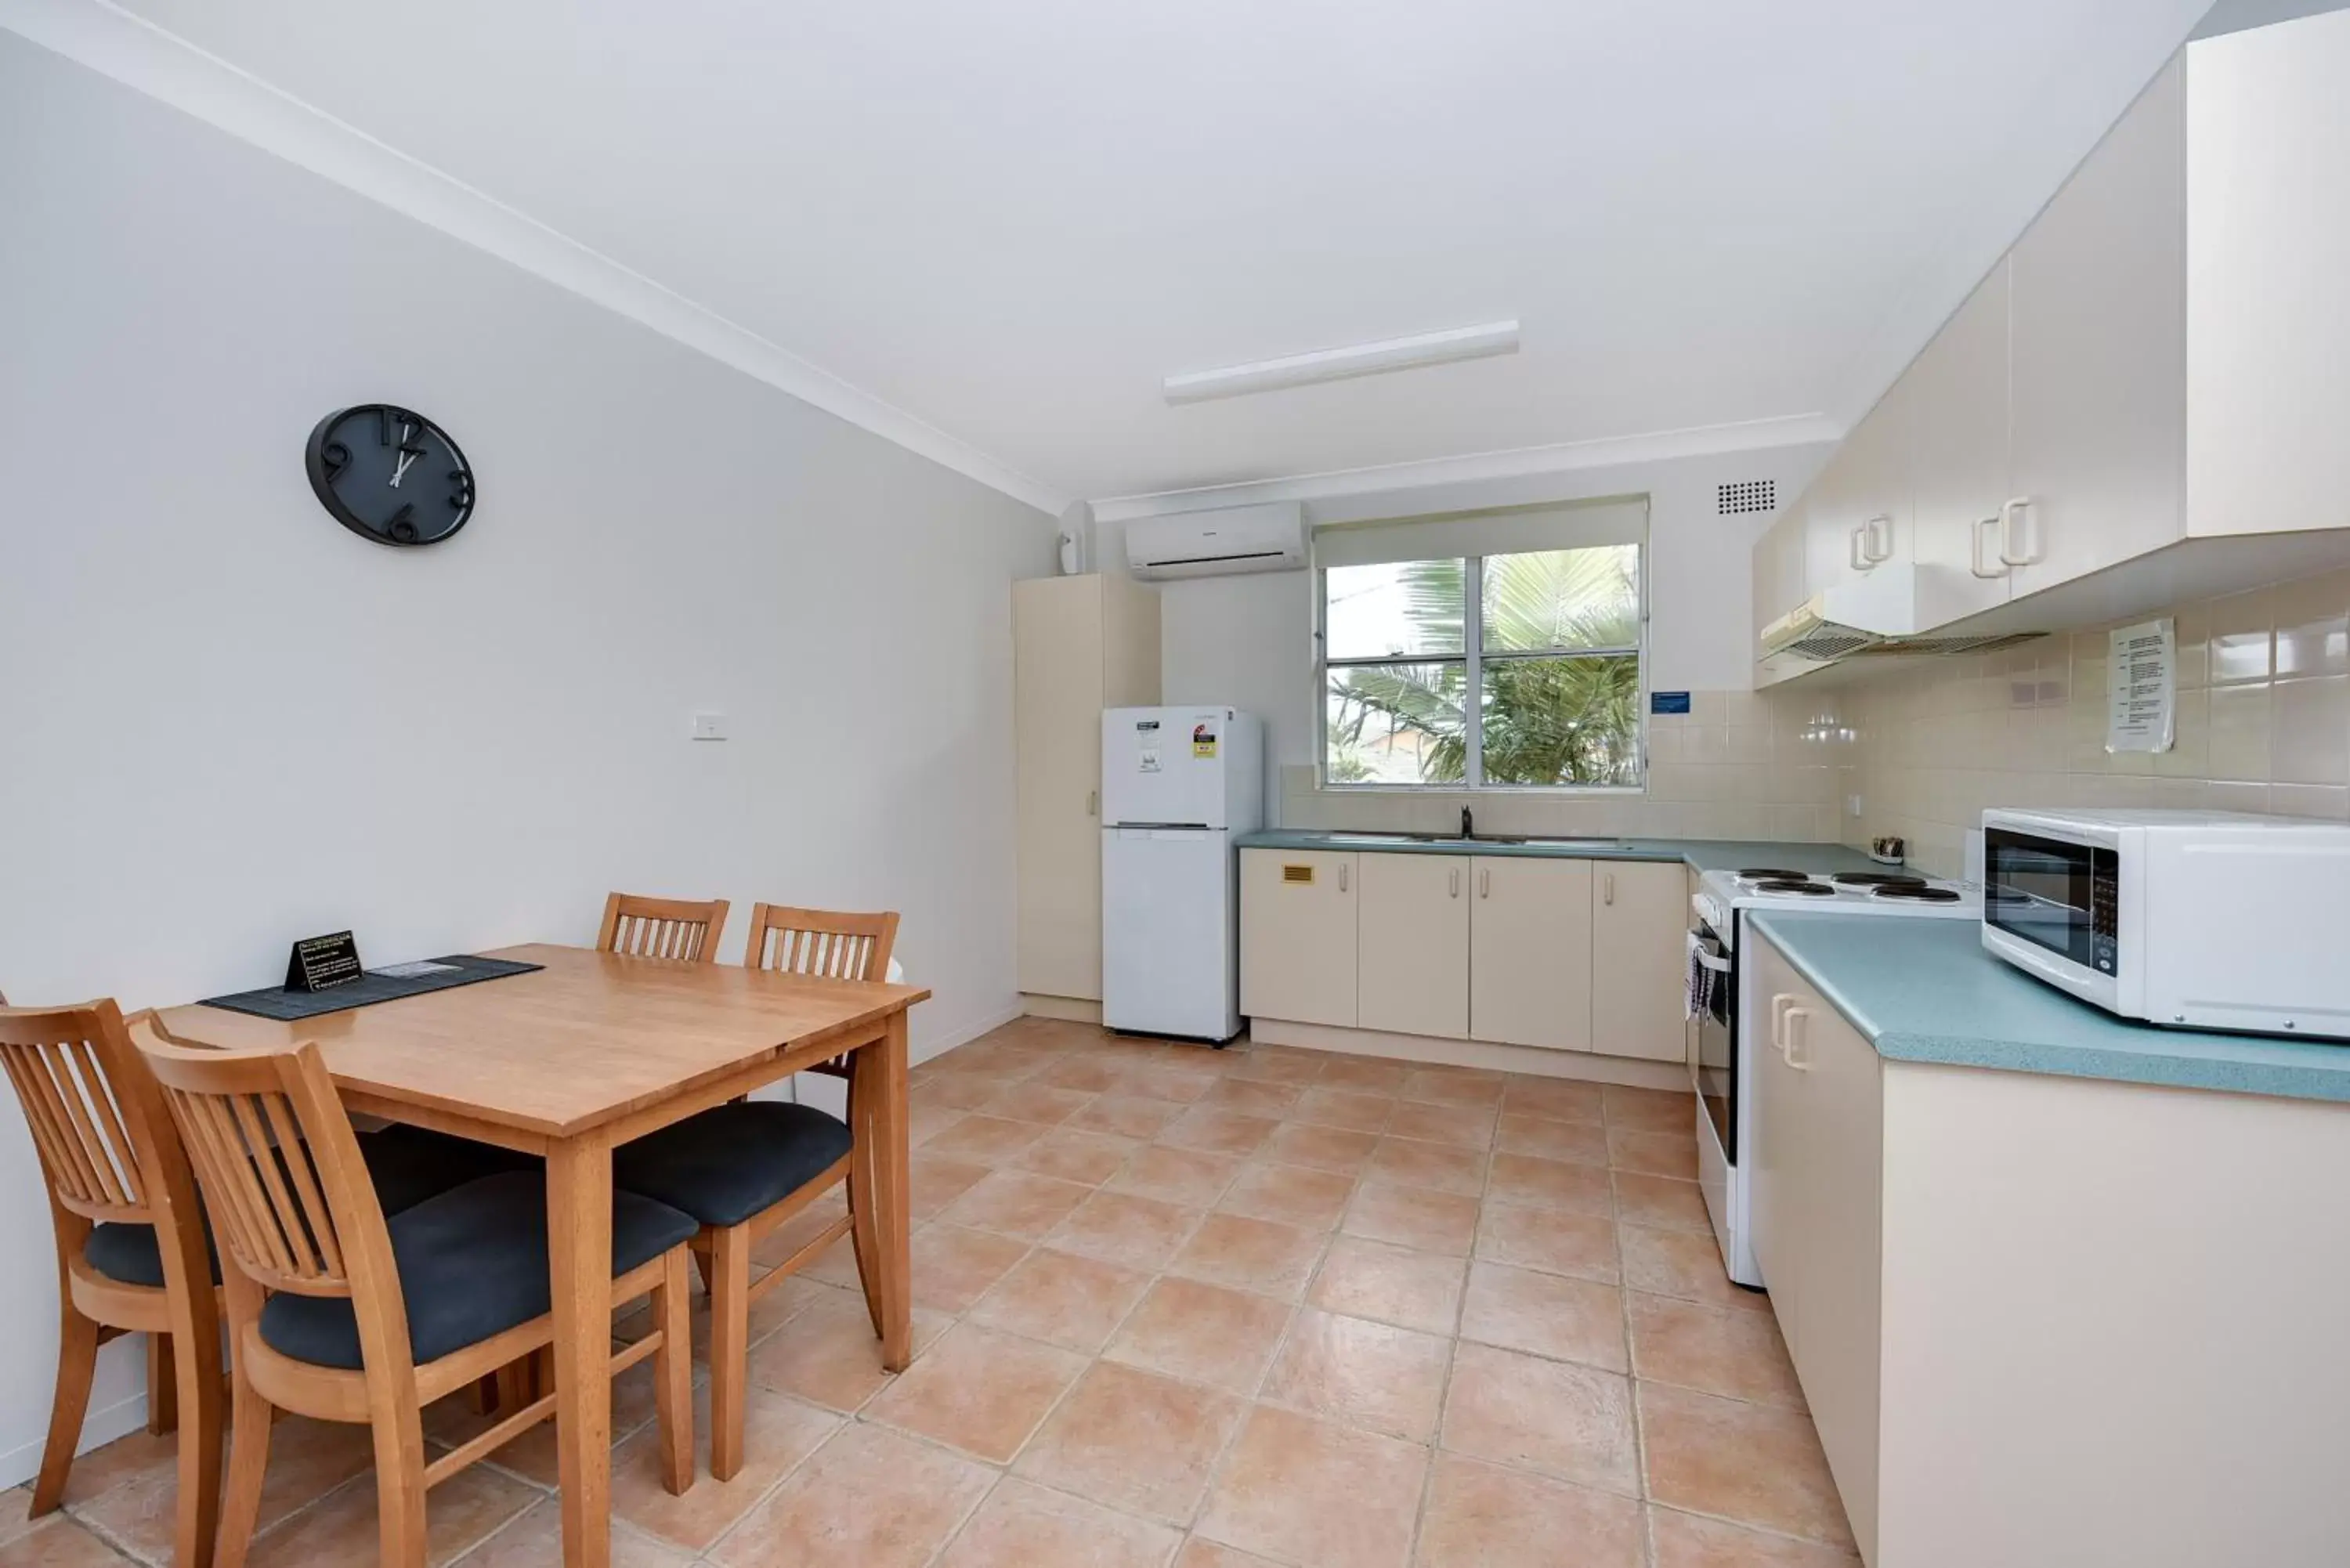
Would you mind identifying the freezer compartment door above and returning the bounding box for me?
[1102,706,1231,828]
[1101,828,1239,1041]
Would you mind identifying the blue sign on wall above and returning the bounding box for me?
[1650,691,1693,716]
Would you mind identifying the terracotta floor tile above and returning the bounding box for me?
[1639,1383,1854,1547]
[1608,1124,1699,1180]
[1196,1404,1426,1568]
[432,1339,675,1487]
[1287,1086,1395,1133]
[1343,1182,1480,1255]
[1460,1261,1628,1371]
[608,1383,840,1551]
[1203,1078,1305,1118]
[965,1246,1155,1353]
[0,1518,138,1567]
[0,1493,37,1551]
[921,1113,1051,1165]
[1308,1237,1465,1335]
[1648,1506,1864,1566]
[907,1102,968,1147]
[1500,1076,1606,1125]
[710,1422,995,1568]
[936,1477,1183,1568]
[1312,1056,1412,1094]
[461,1500,697,1568]
[1104,1276,1293,1395]
[974,1083,1101,1127]
[1629,1293,1805,1408]
[1495,1111,1610,1164]
[1386,1102,1498,1149]
[1264,1122,1379,1174]
[1611,1173,1712,1234]
[1224,1045,1327,1085]
[1159,1106,1281,1158]
[242,1462,537,1568]
[1171,1212,1327,1299]
[746,1283,952,1411]
[1618,1224,1766,1313]
[1365,1136,1488,1196]
[1603,1085,1696,1134]
[1401,1068,1506,1108]
[1069,1094,1186,1140]
[865,1321,1086,1462]
[1013,1361,1248,1525]
[916,1071,1021,1111]
[1176,1538,1285,1568]
[70,1413,374,1557]
[1010,1127,1141,1186]
[910,1224,1035,1312]
[1035,1055,1133,1094]
[1047,1190,1204,1270]
[1260,1307,1451,1442]
[1109,1144,1245,1206]
[1441,1342,1639,1495]
[1217,1162,1356,1230]
[1416,1453,1643,1568]
[1474,1202,1620,1284]
[1485,1152,1611,1215]
[1126,1064,1220,1104]
[939,1169,1097,1240]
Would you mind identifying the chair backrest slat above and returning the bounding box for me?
[598,893,728,964]
[743,905,899,984]
[0,1008,154,1223]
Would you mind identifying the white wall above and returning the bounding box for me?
[0,34,1049,1481]
[1141,443,1831,817]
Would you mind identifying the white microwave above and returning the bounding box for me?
[1981,807,2350,1039]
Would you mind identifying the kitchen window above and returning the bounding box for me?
[1317,500,1647,790]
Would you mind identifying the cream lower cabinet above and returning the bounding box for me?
[1359,851,1470,1039]
[1238,850,1358,1028]
[1588,861,1690,1060]
[1467,856,1592,1051]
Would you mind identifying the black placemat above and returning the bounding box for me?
[199,955,544,1021]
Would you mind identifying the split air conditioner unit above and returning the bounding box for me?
[1124,502,1306,580]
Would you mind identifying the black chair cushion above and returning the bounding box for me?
[614,1101,854,1230]
[80,1127,514,1290]
[257,1172,695,1370]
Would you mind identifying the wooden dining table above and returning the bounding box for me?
[156,942,930,1568]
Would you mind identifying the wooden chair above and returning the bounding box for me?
[596,893,730,963]
[2,999,222,1568]
[134,1032,700,1568]
[612,904,898,1481]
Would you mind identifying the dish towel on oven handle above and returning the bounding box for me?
[1685,931,1730,1021]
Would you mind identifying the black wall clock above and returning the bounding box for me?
[304,405,475,547]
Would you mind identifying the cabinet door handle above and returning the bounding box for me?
[1969,515,2009,580]
[1480,868,1490,899]
[1770,992,1796,1057]
[1603,872,1615,906]
[1849,524,1870,573]
[1863,515,1893,564]
[1783,1007,1815,1070]
[1086,789,1098,818]
[1998,496,2041,567]
[1449,867,1460,898]
[1337,862,1348,893]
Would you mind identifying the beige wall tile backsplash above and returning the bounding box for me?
[1281,567,2350,876]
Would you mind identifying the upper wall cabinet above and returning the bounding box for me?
[1755,12,2350,672]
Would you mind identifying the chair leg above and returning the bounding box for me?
[147,1333,179,1435]
[845,1081,885,1339]
[215,1368,273,1568]
[653,1248,693,1496]
[31,1304,100,1516]
[707,1223,752,1483]
[368,1408,430,1568]
[170,1328,224,1568]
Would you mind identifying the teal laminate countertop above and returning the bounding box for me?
[1747,911,2350,1104]
[1234,831,1882,877]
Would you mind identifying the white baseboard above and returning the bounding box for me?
[0,1389,149,1494]
[1249,1019,1689,1090]
[1018,993,1102,1024]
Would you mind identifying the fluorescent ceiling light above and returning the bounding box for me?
[1163,320,1521,404]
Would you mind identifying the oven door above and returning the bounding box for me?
[1691,922,1735,1163]
[1983,826,2120,995]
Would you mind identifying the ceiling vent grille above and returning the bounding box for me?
[1717,479,1777,515]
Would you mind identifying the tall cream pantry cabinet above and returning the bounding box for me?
[1013,573,1160,1012]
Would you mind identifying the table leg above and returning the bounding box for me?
[852,1010,913,1371]
[547,1134,614,1568]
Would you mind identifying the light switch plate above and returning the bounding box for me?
[691,712,728,741]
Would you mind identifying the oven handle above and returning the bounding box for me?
[1691,945,1730,975]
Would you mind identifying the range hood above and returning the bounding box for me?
[1759,564,2041,663]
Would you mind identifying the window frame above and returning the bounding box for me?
[1316,547,1648,793]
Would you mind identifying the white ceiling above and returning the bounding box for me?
[75,0,2211,508]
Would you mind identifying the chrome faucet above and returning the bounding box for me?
[1461,806,1474,840]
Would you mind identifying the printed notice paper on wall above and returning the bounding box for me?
[2106,618,2176,754]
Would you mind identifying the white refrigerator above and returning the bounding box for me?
[1101,706,1264,1042]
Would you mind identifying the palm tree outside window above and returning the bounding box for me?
[1323,546,1643,788]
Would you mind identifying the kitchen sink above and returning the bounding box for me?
[1308,831,1625,849]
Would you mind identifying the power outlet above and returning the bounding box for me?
[691,712,728,742]
[1846,793,1864,818]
